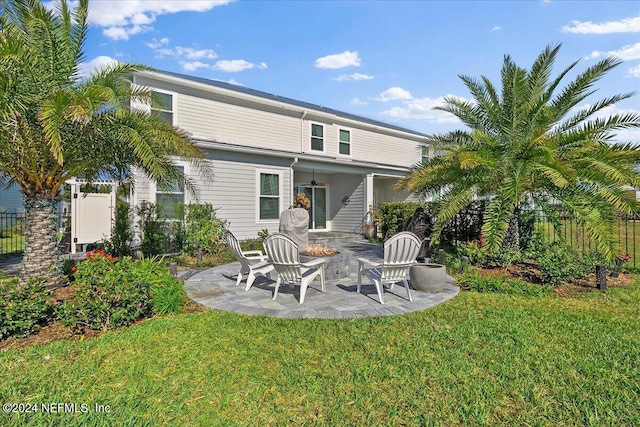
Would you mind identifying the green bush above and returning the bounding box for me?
[56,253,151,331]
[150,275,187,315]
[458,272,552,297]
[56,253,187,331]
[378,201,421,238]
[181,203,228,255]
[137,201,167,256]
[107,199,131,258]
[0,278,53,339]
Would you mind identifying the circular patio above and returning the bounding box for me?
[184,240,459,319]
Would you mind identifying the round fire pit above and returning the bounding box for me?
[300,252,351,280]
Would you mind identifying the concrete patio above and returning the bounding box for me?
[185,237,460,319]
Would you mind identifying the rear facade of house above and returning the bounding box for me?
[131,70,429,240]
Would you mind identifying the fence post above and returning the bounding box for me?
[596,264,607,291]
[438,249,445,265]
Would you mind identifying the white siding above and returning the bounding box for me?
[330,175,365,233]
[134,152,292,240]
[0,179,24,213]
[135,75,425,169]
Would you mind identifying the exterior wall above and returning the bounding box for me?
[329,175,365,233]
[0,178,24,213]
[374,178,415,205]
[134,74,426,169]
[134,151,292,241]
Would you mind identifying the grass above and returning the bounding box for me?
[0,234,24,259]
[1,279,639,426]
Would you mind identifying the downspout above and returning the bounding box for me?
[300,110,307,153]
[289,157,299,206]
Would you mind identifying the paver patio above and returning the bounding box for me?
[185,239,459,319]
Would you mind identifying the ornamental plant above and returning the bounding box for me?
[0,278,53,339]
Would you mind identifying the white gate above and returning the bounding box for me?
[67,179,117,254]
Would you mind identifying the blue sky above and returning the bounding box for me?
[79,0,640,142]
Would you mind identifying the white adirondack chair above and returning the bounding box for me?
[357,231,421,304]
[263,233,326,304]
[226,231,274,291]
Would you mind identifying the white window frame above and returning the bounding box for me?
[149,88,177,126]
[310,122,325,152]
[149,160,191,218]
[256,169,283,223]
[337,127,352,157]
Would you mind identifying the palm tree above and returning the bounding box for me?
[399,44,640,258]
[0,0,211,285]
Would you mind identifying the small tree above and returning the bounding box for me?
[399,44,640,258]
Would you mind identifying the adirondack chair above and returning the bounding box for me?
[226,231,274,291]
[263,233,326,304]
[357,231,421,304]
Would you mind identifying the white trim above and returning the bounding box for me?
[256,168,284,223]
[337,127,352,158]
[150,88,178,127]
[309,122,325,153]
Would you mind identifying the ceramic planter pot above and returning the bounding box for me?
[410,262,446,293]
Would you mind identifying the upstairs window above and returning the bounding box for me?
[421,146,429,164]
[339,129,351,155]
[311,124,324,151]
[151,91,174,125]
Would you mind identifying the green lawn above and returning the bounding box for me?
[0,234,24,259]
[1,281,639,426]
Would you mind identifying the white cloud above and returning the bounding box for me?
[78,55,119,78]
[629,64,640,77]
[315,51,361,69]
[227,79,244,86]
[334,73,374,82]
[562,15,640,34]
[212,60,268,72]
[182,61,210,72]
[575,103,640,143]
[374,87,413,102]
[380,96,464,124]
[491,26,501,31]
[351,97,368,105]
[145,37,170,49]
[586,42,640,61]
[76,0,234,40]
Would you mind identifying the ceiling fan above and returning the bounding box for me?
[301,170,325,187]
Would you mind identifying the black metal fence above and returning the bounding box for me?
[529,209,640,270]
[0,212,71,259]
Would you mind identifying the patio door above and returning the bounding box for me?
[298,186,327,230]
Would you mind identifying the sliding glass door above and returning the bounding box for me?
[298,186,327,230]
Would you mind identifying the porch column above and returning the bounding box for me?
[364,173,374,215]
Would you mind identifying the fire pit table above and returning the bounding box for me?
[300,244,351,280]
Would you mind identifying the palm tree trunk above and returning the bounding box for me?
[501,213,520,251]
[20,197,62,287]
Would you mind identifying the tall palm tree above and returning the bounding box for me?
[0,0,211,285]
[399,44,640,258]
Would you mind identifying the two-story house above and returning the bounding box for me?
[131,70,428,240]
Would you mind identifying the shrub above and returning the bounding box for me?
[182,203,228,255]
[56,254,150,331]
[378,201,421,238]
[56,253,187,331]
[150,275,187,315]
[458,272,552,297]
[107,199,132,258]
[137,201,167,256]
[0,278,54,339]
